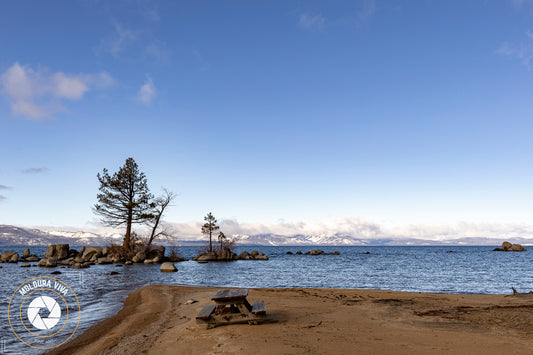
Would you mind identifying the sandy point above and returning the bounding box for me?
[46,285,533,354]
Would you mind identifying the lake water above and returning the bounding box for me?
[1,245,532,354]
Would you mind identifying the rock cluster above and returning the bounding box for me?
[287,249,340,255]
[1,249,40,264]
[0,243,187,272]
[493,241,527,252]
[193,249,269,262]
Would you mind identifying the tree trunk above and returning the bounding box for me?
[124,210,133,251]
[209,230,212,252]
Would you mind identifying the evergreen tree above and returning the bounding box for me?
[201,212,219,252]
[94,158,154,251]
[218,231,227,250]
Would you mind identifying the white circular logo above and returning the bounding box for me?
[27,295,62,330]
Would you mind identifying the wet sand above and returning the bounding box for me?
[47,285,533,354]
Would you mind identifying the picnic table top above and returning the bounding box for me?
[211,288,249,301]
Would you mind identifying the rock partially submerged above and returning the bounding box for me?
[160,262,178,272]
[239,250,269,260]
[493,241,527,252]
[286,249,340,256]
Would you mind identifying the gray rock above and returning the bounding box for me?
[102,247,109,256]
[133,251,146,263]
[83,247,103,260]
[307,249,326,255]
[45,244,70,260]
[239,251,250,260]
[78,246,86,255]
[256,253,269,260]
[160,262,178,272]
[25,255,39,262]
[1,251,18,262]
[144,259,154,264]
[250,250,259,257]
[146,245,165,260]
[20,263,31,267]
[125,261,133,265]
[39,258,57,267]
[97,257,113,265]
[22,248,30,258]
[9,253,19,263]
[494,241,527,252]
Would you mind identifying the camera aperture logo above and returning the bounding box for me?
[8,276,81,350]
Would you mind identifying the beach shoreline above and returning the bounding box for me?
[45,285,533,354]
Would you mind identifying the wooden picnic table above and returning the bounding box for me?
[196,288,266,328]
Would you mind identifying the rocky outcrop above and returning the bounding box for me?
[97,257,113,265]
[1,251,19,263]
[160,262,178,272]
[132,251,146,263]
[239,250,269,260]
[38,258,57,267]
[146,245,165,260]
[285,249,341,256]
[493,241,527,252]
[193,249,239,262]
[83,247,103,260]
[44,244,70,260]
[194,249,268,262]
[22,248,30,258]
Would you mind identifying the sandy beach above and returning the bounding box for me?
[47,285,533,354]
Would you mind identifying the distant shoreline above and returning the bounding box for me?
[46,285,533,354]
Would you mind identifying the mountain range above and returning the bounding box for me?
[1,224,530,247]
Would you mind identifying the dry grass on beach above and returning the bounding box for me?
[47,285,533,354]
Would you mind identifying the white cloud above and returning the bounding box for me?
[137,76,156,104]
[298,13,326,31]
[0,62,113,120]
[166,216,533,244]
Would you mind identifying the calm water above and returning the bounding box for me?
[1,245,532,354]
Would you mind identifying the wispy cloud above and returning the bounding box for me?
[0,184,11,190]
[97,22,140,58]
[144,40,169,64]
[497,31,533,67]
[0,62,114,120]
[137,0,160,22]
[356,0,377,27]
[21,167,49,174]
[192,50,211,71]
[0,195,6,201]
[298,13,326,31]
[137,76,156,105]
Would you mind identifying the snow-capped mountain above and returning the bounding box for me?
[1,224,531,246]
[0,225,122,246]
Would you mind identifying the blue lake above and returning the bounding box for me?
[1,245,532,354]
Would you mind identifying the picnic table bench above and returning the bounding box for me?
[196,288,266,328]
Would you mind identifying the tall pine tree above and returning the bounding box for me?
[94,158,154,251]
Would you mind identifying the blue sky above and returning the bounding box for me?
[1,1,533,237]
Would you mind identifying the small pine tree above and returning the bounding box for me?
[201,212,219,252]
